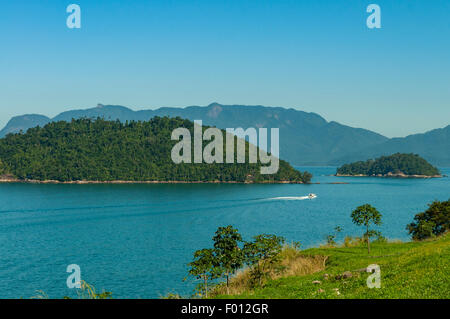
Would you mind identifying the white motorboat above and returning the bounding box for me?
[308,193,317,199]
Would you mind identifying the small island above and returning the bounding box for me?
[0,117,312,184]
[336,153,441,178]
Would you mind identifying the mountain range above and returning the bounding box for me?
[1,103,449,166]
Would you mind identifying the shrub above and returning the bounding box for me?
[407,200,450,240]
[243,234,285,287]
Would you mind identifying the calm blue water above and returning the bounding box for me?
[0,167,449,299]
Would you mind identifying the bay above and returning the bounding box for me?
[0,167,448,298]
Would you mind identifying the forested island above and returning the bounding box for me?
[0,117,311,183]
[336,153,441,178]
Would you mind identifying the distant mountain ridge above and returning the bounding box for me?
[1,103,448,166]
[330,125,450,167]
[1,114,51,136]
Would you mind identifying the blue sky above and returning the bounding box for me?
[0,0,449,137]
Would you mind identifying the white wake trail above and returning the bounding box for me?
[267,196,310,201]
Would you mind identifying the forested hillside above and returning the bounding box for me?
[0,117,311,183]
[336,153,440,177]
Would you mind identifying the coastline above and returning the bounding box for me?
[0,178,305,185]
[335,173,443,179]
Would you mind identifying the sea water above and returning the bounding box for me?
[0,167,448,298]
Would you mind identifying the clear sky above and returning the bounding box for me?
[0,0,449,137]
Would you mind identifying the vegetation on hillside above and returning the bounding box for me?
[336,153,440,177]
[186,201,449,299]
[0,159,5,175]
[0,117,311,183]
[187,225,288,298]
[214,232,449,299]
[32,281,112,299]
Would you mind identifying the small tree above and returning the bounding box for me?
[325,226,343,246]
[188,248,219,298]
[212,226,244,294]
[243,234,285,287]
[351,204,382,254]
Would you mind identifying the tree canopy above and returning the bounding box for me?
[243,234,285,286]
[351,204,382,254]
[0,117,311,183]
[337,153,440,177]
[407,199,450,240]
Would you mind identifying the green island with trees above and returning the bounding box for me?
[0,117,311,183]
[336,153,441,178]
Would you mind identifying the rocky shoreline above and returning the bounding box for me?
[0,177,305,185]
[335,173,442,179]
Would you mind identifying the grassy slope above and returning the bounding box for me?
[216,233,450,299]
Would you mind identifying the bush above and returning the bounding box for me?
[243,234,285,287]
[407,200,450,240]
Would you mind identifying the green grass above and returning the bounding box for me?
[214,233,450,299]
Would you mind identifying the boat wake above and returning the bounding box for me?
[267,196,310,201]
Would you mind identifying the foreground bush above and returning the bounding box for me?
[407,199,450,240]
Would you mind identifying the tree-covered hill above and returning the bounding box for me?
[0,117,311,183]
[336,153,441,177]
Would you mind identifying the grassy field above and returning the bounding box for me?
[213,233,450,299]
